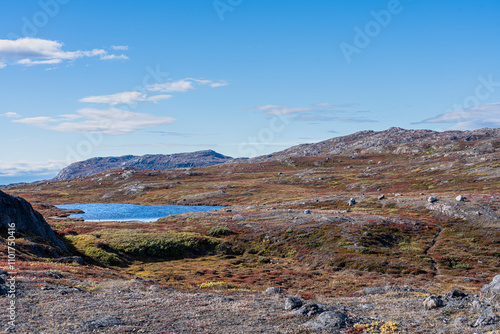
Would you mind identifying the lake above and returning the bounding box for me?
[55,203,224,222]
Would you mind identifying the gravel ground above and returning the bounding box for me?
[1,279,499,333]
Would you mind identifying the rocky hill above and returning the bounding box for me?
[0,190,67,251]
[250,127,500,161]
[53,150,233,181]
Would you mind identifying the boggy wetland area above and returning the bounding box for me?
[1,128,500,333]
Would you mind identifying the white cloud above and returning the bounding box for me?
[419,103,500,129]
[79,91,172,105]
[250,103,365,117]
[14,108,175,135]
[0,38,128,68]
[147,78,228,93]
[313,103,334,108]
[100,54,129,60]
[17,58,62,66]
[144,95,173,103]
[252,105,313,116]
[1,112,21,118]
[0,160,66,177]
[111,45,129,51]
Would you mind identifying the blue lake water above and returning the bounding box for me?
[55,203,224,222]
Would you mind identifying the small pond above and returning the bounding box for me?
[55,203,224,222]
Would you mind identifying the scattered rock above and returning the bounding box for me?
[428,196,438,203]
[378,194,385,200]
[348,198,356,206]
[148,285,160,292]
[284,297,303,310]
[453,317,468,326]
[292,303,323,317]
[232,214,244,221]
[263,287,283,295]
[77,316,125,332]
[302,311,348,330]
[472,300,482,309]
[423,296,443,309]
[213,297,235,303]
[355,286,392,295]
[58,287,83,295]
[456,195,466,201]
[472,314,498,327]
[481,275,500,307]
[445,289,467,299]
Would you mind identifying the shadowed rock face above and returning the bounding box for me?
[0,190,67,251]
[53,150,234,181]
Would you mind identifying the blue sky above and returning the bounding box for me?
[1,0,500,184]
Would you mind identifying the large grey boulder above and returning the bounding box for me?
[481,275,500,307]
[302,311,349,330]
[284,297,303,310]
[0,190,67,251]
[423,296,443,310]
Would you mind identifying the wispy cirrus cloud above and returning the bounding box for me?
[1,112,21,118]
[14,108,175,135]
[417,103,500,129]
[111,45,128,51]
[147,78,228,93]
[293,113,378,123]
[249,102,374,123]
[0,38,128,68]
[79,91,172,105]
[250,105,313,116]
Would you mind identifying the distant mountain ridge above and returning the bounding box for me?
[53,150,233,181]
[248,127,500,161]
[53,128,500,181]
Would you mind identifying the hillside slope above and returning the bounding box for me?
[53,150,233,181]
[249,127,500,161]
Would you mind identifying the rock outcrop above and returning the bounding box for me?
[0,190,67,251]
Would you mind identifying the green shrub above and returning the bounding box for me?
[63,234,120,265]
[64,229,219,264]
[208,226,231,237]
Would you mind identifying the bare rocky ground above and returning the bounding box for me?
[1,276,499,333]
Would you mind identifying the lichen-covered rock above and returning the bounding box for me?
[292,303,323,317]
[428,196,438,203]
[284,297,303,310]
[263,287,283,295]
[423,296,443,310]
[302,311,348,330]
[480,275,500,307]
